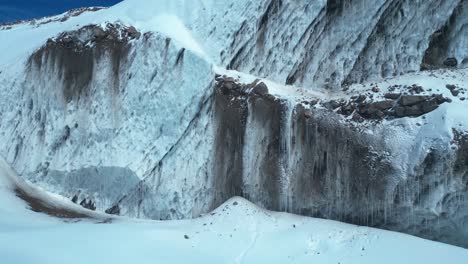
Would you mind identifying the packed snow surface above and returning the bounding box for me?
[0,0,209,65]
[0,158,467,264]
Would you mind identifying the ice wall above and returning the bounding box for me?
[114,77,468,247]
[206,0,466,90]
[0,25,214,211]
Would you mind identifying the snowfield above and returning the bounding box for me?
[1,158,467,264]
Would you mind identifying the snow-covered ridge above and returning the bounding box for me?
[0,7,105,29]
[1,0,466,89]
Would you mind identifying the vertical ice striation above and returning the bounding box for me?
[175,77,467,248]
[207,0,464,90]
[0,25,215,212]
[278,100,295,212]
[241,94,284,209]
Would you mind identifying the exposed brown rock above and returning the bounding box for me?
[15,187,91,219]
[399,95,430,106]
[384,93,401,100]
[252,82,269,95]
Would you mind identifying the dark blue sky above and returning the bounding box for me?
[0,0,122,23]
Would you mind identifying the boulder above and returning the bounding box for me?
[340,103,355,116]
[93,27,107,40]
[451,89,460,97]
[355,94,367,103]
[371,100,394,110]
[409,84,424,94]
[443,57,458,67]
[105,204,120,215]
[310,99,319,106]
[324,100,342,110]
[358,100,394,119]
[351,112,364,122]
[126,26,141,39]
[446,84,460,96]
[435,94,448,104]
[399,95,430,106]
[80,198,96,211]
[252,82,269,95]
[393,98,441,118]
[384,93,401,100]
[223,80,236,90]
[446,84,457,90]
[420,99,439,113]
[394,105,422,117]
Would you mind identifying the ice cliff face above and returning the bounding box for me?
[0,0,467,247]
[0,23,214,211]
[188,0,467,89]
[115,73,468,248]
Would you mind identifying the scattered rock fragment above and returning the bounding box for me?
[446,84,460,97]
[310,99,319,106]
[105,204,120,215]
[446,84,456,90]
[329,93,448,121]
[451,90,460,96]
[79,198,96,211]
[409,84,424,94]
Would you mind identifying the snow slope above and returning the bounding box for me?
[1,0,466,88]
[0,159,467,264]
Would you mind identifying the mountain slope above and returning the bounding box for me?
[0,0,467,248]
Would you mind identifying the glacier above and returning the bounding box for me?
[1,158,468,264]
[0,0,467,249]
